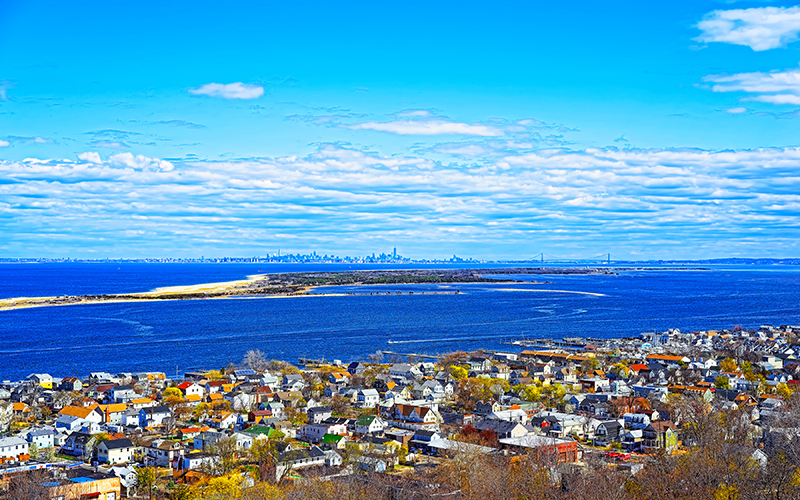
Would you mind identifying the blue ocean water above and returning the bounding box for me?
[1,264,799,381]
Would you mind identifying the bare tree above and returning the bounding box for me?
[244,350,269,372]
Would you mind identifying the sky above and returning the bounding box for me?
[2,1,800,260]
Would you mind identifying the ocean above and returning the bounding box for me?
[1,263,799,381]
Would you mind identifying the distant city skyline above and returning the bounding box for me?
[3,1,800,259]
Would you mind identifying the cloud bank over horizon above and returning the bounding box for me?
[2,143,799,260]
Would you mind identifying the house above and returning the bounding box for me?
[42,468,121,500]
[99,403,128,425]
[580,377,611,393]
[491,364,511,380]
[59,377,83,392]
[621,429,644,451]
[177,382,204,398]
[389,363,423,381]
[307,406,332,424]
[27,373,54,389]
[385,404,440,430]
[132,372,166,382]
[475,401,502,416]
[623,413,651,430]
[537,411,587,438]
[594,420,624,446]
[55,414,96,433]
[281,374,306,392]
[109,465,138,497]
[555,368,577,383]
[25,427,56,450]
[321,433,349,450]
[129,398,156,410]
[194,430,225,451]
[356,389,380,408]
[207,411,237,430]
[328,372,350,384]
[181,451,217,470]
[59,404,104,424]
[111,385,139,403]
[642,421,678,452]
[487,408,529,424]
[347,362,367,375]
[645,354,689,366]
[0,436,29,461]
[499,435,580,463]
[248,410,273,425]
[473,418,529,440]
[355,414,386,435]
[226,391,254,412]
[145,439,184,467]
[97,437,136,464]
[121,409,141,427]
[61,432,92,458]
[139,405,171,428]
[276,445,326,476]
[177,426,209,440]
[263,402,285,420]
[300,420,348,442]
[468,357,493,373]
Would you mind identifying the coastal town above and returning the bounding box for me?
[1,324,799,499]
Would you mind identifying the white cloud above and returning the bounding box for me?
[344,119,504,136]
[108,152,174,171]
[77,152,102,163]
[723,106,749,114]
[188,82,264,100]
[3,145,800,258]
[0,140,9,147]
[696,6,800,51]
[703,67,800,105]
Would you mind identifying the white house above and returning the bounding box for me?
[0,436,29,460]
[145,439,184,467]
[181,452,217,470]
[356,389,380,408]
[355,415,386,435]
[177,382,204,398]
[97,438,136,464]
[25,428,56,450]
[300,421,347,442]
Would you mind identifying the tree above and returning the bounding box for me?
[719,358,738,373]
[206,436,240,476]
[162,386,183,400]
[714,376,731,390]
[581,358,601,373]
[249,438,281,483]
[450,365,468,380]
[776,382,793,400]
[515,383,542,402]
[28,442,38,460]
[135,466,157,500]
[194,402,211,422]
[243,350,268,371]
[283,406,308,425]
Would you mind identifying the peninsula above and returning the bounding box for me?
[0,267,614,311]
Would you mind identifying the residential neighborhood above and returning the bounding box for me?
[1,324,799,499]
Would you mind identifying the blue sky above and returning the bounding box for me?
[3,1,800,259]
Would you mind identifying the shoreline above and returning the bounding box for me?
[0,268,574,311]
[0,281,535,312]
